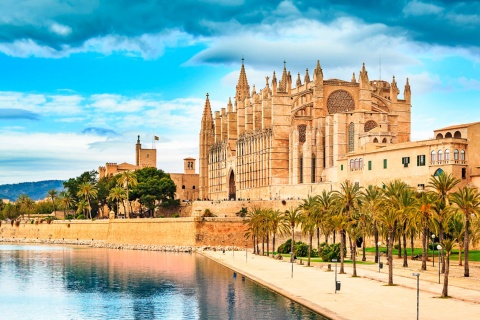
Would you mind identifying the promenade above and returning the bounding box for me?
[201,250,480,320]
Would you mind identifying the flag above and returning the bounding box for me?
[154,136,159,141]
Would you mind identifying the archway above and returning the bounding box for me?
[434,168,444,176]
[228,171,236,200]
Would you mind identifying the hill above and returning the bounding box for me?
[0,180,64,202]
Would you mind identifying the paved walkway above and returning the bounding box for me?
[200,250,480,320]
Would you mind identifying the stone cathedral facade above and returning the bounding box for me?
[199,60,412,201]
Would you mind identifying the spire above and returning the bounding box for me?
[351,72,356,83]
[404,77,411,102]
[137,135,140,144]
[201,93,213,129]
[236,58,250,103]
[227,97,233,112]
[359,63,369,87]
[252,84,256,96]
[272,71,277,93]
[304,68,310,84]
[314,60,323,85]
[390,75,399,102]
[278,62,288,92]
[296,72,302,87]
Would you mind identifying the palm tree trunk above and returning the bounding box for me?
[459,245,463,266]
[442,252,450,297]
[272,233,276,256]
[340,231,345,274]
[316,227,320,249]
[403,231,408,267]
[362,233,366,262]
[352,241,357,277]
[410,233,415,260]
[439,224,445,273]
[333,230,336,244]
[266,233,270,257]
[397,233,402,258]
[374,224,379,263]
[308,233,312,267]
[464,215,470,277]
[348,236,353,260]
[262,236,265,256]
[422,227,428,271]
[388,228,394,285]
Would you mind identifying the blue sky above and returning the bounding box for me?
[0,0,479,184]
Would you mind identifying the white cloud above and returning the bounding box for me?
[458,77,480,90]
[403,1,444,17]
[50,22,72,36]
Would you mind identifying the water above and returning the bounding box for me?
[0,245,325,319]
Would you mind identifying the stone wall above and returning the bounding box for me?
[0,218,247,247]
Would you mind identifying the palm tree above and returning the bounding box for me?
[299,196,318,266]
[48,189,58,214]
[268,209,288,256]
[329,214,348,274]
[441,238,455,298]
[417,191,437,271]
[332,180,362,273]
[285,206,303,261]
[377,206,401,285]
[428,172,460,272]
[449,213,465,266]
[108,186,127,217]
[17,194,35,219]
[118,171,138,218]
[77,182,98,219]
[397,187,417,267]
[316,190,334,246]
[449,187,480,277]
[244,207,263,255]
[59,191,75,219]
[347,220,363,277]
[360,185,383,262]
[76,199,88,218]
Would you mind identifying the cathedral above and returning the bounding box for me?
[199,60,412,201]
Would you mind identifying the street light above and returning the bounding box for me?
[412,273,420,320]
[431,234,436,266]
[290,252,294,278]
[332,259,339,293]
[437,244,442,284]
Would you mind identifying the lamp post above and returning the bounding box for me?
[437,244,442,284]
[412,273,420,320]
[290,252,294,278]
[377,241,383,273]
[245,244,247,263]
[332,259,338,293]
[431,234,435,266]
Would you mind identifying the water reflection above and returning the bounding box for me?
[0,245,324,319]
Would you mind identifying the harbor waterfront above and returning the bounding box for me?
[0,244,324,320]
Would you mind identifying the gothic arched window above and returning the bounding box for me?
[445,149,450,161]
[298,125,307,143]
[431,150,436,162]
[373,138,378,143]
[327,90,355,114]
[438,150,443,161]
[454,149,459,160]
[348,122,354,152]
[311,154,316,183]
[460,150,465,161]
[299,154,304,184]
[364,120,378,132]
[350,159,354,170]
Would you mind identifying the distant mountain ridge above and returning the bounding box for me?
[0,180,64,202]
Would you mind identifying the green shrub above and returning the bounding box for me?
[318,242,345,262]
[277,239,293,254]
[172,213,179,218]
[65,214,74,220]
[202,209,216,217]
[236,207,248,217]
[76,214,85,220]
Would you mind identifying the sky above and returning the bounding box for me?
[0,0,479,184]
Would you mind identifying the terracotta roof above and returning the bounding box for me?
[435,122,480,131]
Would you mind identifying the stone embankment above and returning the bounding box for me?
[0,237,237,253]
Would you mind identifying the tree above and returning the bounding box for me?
[360,185,382,262]
[316,190,334,246]
[118,171,138,218]
[441,239,456,298]
[267,209,288,256]
[285,206,303,261]
[77,182,98,219]
[108,186,126,217]
[332,180,362,273]
[449,187,480,277]
[17,194,35,219]
[346,220,363,277]
[329,214,348,273]
[130,167,176,217]
[48,189,58,214]
[59,191,75,219]
[299,196,318,266]
[417,191,437,271]
[244,207,263,255]
[428,172,460,272]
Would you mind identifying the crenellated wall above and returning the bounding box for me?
[0,218,247,247]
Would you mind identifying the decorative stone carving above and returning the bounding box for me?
[364,120,378,132]
[327,90,355,114]
[298,125,307,143]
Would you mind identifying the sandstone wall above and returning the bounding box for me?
[0,218,247,247]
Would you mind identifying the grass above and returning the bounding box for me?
[277,253,375,265]
[365,247,480,262]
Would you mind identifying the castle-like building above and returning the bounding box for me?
[199,60,475,201]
